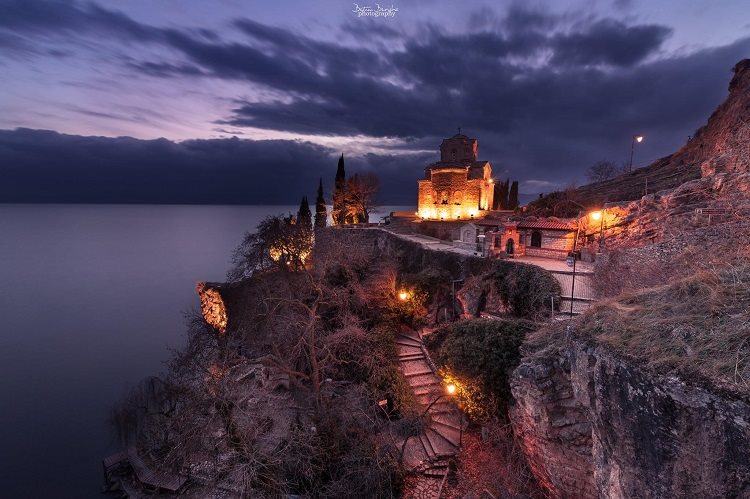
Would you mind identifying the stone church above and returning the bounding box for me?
[417,132,494,220]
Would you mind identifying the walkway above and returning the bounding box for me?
[396,327,466,499]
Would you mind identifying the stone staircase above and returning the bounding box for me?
[396,328,467,499]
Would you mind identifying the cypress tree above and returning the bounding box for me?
[314,178,327,229]
[492,183,500,210]
[333,154,346,225]
[297,196,312,230]
[508,181,519,210]
[498,179,510,210]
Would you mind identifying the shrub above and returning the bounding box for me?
[489,261,561,319]
[424,319,536,420]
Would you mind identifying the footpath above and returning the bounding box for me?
[395,327,466,499]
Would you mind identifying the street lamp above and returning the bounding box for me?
[590,210,605,253]
[398,290,408,301]
[629,134,644,172]
[422,383,457,416]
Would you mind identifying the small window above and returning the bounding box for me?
[451,148,457,161]
[530,231,542,248]
[454,190,463,204]
[441,191,448,204]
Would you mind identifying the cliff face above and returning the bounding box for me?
[511,333,750,499]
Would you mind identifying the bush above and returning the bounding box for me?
[424,319,535,420]
[489,261,561,319]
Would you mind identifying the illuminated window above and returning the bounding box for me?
[454,190,463,204]
[441,191,448,204]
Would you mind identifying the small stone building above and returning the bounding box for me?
[418,132,494,220]
[479,219,577,260]
[453,222,483,252]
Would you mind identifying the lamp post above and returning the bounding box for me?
[422,383,456,416]
[629,134,644,172]
[477,233,486,257]
[569,211,583,318]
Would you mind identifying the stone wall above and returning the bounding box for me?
[524,247,568,260]
[511,331,750,498]
[418,170,484,220]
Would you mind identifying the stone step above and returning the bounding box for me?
[401,359,431,373]
[396,336,422,350]
[399,328,422,342]
[396,338,423,348]
[424,427,457,457]
[399,353,427,362]
[424,401,454,414]
[408,378,442,391]
[414,385,442,396]
[418,432,437,461]
[398,345,423,357]
[431,413,465,431]
[431,422,462,447]
[406,374,440,387]
[404,368,434,378]
[423,466,448,479]
[400,436,429,471]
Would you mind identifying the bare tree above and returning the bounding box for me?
[586,160,618,183]
[345,172,379,224]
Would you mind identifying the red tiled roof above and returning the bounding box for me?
[475,218,508,226]
[517,220,576,230]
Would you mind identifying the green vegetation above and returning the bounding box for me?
[489,261,562,319]
[425,319,536,420]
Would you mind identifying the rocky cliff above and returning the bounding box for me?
[511,330,750,499]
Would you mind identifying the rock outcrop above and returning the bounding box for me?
[511,331,750,498]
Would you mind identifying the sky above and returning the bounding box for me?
[1,0,749,204]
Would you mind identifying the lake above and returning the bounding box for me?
[0,204,411,498]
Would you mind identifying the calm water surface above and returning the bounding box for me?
[0,204,410,498]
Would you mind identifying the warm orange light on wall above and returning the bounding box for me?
[398,290,409,301]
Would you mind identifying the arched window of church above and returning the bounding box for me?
[433,191,439,204]
[453,191,462,204]
[441,191,448,204]
[451,148,457,161]
[530,231,542,248]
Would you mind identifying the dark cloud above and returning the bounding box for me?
[551,20,672,67]
[0,128,424,204]
[1,1,748,198]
